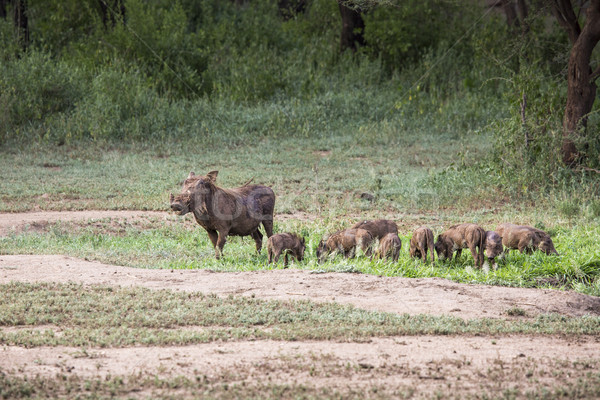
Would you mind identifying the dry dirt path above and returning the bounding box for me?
[1,254,599,319]
[0,210,167,236]
[1,211,600,398]
[1,336,598,397]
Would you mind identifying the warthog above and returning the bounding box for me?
[496,223,559,255]
[409,226,435,263]
[170,171,275,259]
[267,233,306,267]
[351,219,398,240]
[435,223,486,268]
[484,230,503,270]
[316,228,374,263]
[376,233,402,262]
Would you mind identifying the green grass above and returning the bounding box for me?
[0,283,598,349]
[2,217,599,296]
[0,130,490,215]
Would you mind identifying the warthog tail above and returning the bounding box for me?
[478,228,486,268]
[426,229,435,263]
[267,241,273,263]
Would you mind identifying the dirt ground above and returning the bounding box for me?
[1,211,600,398]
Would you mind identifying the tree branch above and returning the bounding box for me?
[550,0,581,43]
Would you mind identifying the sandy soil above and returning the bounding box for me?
[1,254,599,320]
[1,337,598,397]
[1,211,599,397]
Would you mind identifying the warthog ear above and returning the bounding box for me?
[187,172,195,179]
[169,193,174,203]
[206,170,219,183]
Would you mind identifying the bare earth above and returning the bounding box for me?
[1,211,599,398]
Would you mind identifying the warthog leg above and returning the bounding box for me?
[420,247,427,263]
[468,245,480,268]
[206,230,218,249]
[215,231,228,259]
[272,249,282,264]
[251,229,263,254]
[262,219,274,238]
[455,248,462,261]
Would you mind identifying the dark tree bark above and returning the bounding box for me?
[13,0,28,49]
[502,0,519,27]
[278,0,306,20]
[338,1,365,52]
[0,0,8,19]
[551,0,600,166]
[516,0,529,33]
[489,0,528,32]
[99,0,126,27]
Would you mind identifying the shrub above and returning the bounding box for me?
[0,51,85,143]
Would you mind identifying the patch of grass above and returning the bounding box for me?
[0,373,395,400]
[506,306,527,317]
[0,128,492,215]
[0,352,599,399]
[557,199,582,220]
[589,200,600,219]
[2,218,599,296]
[0,283,599,348]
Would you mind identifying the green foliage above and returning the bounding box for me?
[0,51,85,142]
[26,0,100,53]
[557,199,581,220]
[0,0,598,212]
[472,5,600,197]
[488,64,565,196]
[0,19,21,61]
[363,0,467,71]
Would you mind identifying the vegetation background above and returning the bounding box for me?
[0,0,599,293]
[1,2,600,397]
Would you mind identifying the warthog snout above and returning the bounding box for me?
[169,193,189,215]
[169,193,181,212]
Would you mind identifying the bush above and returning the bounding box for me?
[363,0,470,72]
[0,51,85,143]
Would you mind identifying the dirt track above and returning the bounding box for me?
[1,211,600,397]
[1,254,599,320]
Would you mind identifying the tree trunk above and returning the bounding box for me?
[561,2,600,165]
[0,0,8,19]
[516,0,529,33]
[99,0,126,27]
[502,0,519,28]
[338,2,364,52]
[13,0,28,49]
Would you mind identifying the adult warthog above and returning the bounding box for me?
[170,171,275,259]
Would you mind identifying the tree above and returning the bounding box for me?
[551,0,600,166]
[13,0,28,49]
[0,0,29,48]
[487,0,529,33]
[338,1,365,52]
[0,0,7,19]
[99,0,126,28]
